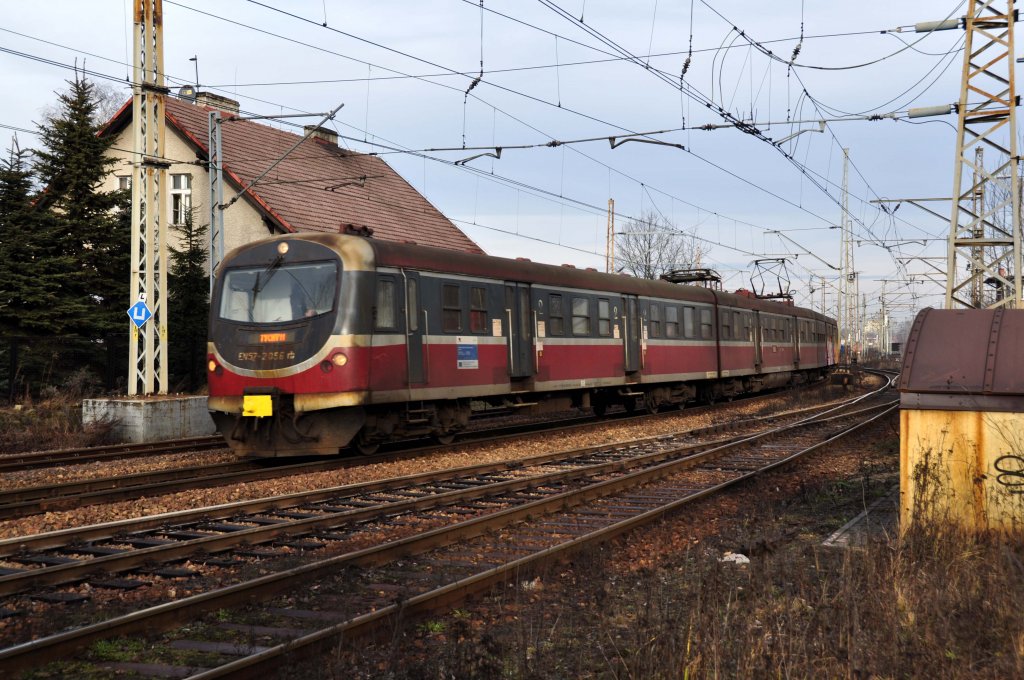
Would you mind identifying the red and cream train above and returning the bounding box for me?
[207,234,838,457]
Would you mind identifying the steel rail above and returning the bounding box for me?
[0,396,894,595]
[0,380,857,520]
[0,436,226,472]
[0,382,894,675]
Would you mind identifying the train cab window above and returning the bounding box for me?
[649,304,661,338]
[665,306,679,338]
[549,294,565,335]
[469,287,488,333]
[219,261,337,323]
[598,299,611,336]
[572,297,591,335]
[744,314,753,341]
[442,284,462,333]
[375,279,397,330]
[734,312,742,340]
[700,308,713,339]
[721,309,732,340]
[407,278,419,332]
[683,306,695,338]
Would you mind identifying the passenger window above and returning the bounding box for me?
[598,299,611,336]
[721,309,732,340]
[666,306,679,338]
[470,286,487,333]
[572,297,590,335]
[683,306,695,338]
[700,308,713,340]
[549,294,564,336]
[649,304,661,338]
[442,284,462,332]
[407,278,419,332]
[375,279,396,330]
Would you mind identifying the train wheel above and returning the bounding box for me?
[434,433,456,445]
[354,432,379,456]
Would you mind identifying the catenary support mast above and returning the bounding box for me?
[128,0,169,395]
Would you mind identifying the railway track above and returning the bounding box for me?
[0,382,847,520]
[0,374,895,676]
[0,435,225,473]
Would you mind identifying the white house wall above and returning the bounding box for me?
[103,123,277,274]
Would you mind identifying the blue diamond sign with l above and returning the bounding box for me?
[127,300,153,328]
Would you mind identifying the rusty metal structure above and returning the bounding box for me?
[128,0,169,395]
[946,0,1021,309]
[899,308,1024,531]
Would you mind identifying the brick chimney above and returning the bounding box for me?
[304,125,339,145]
[194,91,240,114]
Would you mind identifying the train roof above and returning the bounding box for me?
[364,236,831,322]
[224,233,833,323]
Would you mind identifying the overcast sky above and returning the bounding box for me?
[1,1,982,324]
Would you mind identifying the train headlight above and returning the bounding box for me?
[207,358,223,376]
[320,360,334,373]
[208,360,217,372]
[332,352,348,367]
[277,242,289,255]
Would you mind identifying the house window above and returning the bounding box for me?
[442,284,462,332]
[572,297,590,335]
[375,279,396,330]
[549,294,564,336]
[171,173,192,225]
[598,299,611,336]
[469,286,487,333]
[648,304,661,338]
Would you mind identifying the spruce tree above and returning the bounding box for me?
[0,140,89,336]
[168,208,210,391]
[33,73,127,338]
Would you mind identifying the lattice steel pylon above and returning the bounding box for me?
[946,0,1021,309]
[128,0,169,395]
[839,148,858,362]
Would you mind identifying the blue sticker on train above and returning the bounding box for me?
[457,339,479,369]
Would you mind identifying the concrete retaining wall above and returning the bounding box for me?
[83,396,216,443]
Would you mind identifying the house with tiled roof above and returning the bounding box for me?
[99,92,482,258]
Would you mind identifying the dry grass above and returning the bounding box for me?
[0,395,114,454]
[326,475,1024,679]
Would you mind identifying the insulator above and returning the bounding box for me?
[907,104,953,118]
[915,19,960,32]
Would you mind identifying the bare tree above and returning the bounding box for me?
[616,210,708,280]
[40,79,129,126]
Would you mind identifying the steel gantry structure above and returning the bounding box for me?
[946,0,1021,309]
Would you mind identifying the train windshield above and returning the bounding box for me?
[219,261,338,323]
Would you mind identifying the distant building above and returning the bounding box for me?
[99,92,482,261]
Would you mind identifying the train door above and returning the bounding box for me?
[623,295,641,373]
[753,311,763,369]
[505,282,534,379]
[404,271,425,384]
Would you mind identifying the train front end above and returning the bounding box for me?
[207,234,374,457]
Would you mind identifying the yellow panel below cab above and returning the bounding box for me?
[242,394,273,418]
[900,409,1024,533]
